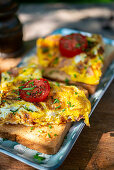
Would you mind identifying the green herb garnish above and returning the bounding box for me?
[54,134,57,136]
[22,87,35,90]
[48,125,52,129]
[42,47,49,53]
[24,106,33,112]
[33,153,45,163]
[19,86,24,89]
[31,127,34,130]
[76,43,81,48]
[48,133,51,138]
[7,71,11,74]
[75,92,78,95]
[62,109,66,112]
[26,92,31,95]
[21,80,26,84]
[29,81,34,85]
[10,109,18,115]
[38,130,43,133]
[53,57,59,64]
[39,91,42,94]
[12,90,16,93]
[67,101,71,107]
[55,105,61,109]
[65,78,69,85]
[55,82,60,87]
[2,100,6,103]
[74,74,77,78]
[54,98,60,104]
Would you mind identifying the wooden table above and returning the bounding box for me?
[0,3,114,170]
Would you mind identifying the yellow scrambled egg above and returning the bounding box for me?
[0,65,91,126]
[37,34,104,85]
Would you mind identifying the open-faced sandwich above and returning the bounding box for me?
[0,64,91,154]
[37,33,104,94]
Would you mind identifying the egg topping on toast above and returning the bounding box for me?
[0,65,91,126]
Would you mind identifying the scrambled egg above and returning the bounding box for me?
[0,65,91,126]
[37,34,104,85]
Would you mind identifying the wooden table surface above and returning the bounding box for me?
[0,3,114,170]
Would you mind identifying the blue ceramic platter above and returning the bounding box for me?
[0,28,114,170]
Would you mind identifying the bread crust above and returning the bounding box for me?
[0,123,71,155]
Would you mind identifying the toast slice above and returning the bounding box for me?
[36,35,114,94]
[0,123,71,155]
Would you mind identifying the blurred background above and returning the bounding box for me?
[0,0,114,59]
[16,0,114,42]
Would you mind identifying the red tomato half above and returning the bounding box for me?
[19,78,50,102]
[59,33,88,58]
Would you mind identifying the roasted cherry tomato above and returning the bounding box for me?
[19,78,50,102]
[59,33,87,58]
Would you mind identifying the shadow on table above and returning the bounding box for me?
[58,81,114,170]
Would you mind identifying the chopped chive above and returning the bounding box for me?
[31,127,34,130]
[24,106,33,112]
[4,77,7,80]
[99,56,103,62]
[37,78,40,80]
[39,91,42,94]
[54,134,57,136]
[53,57,59,64]
[48,125,52,129]
[12,90,16,93]
[17,97,21,100]
[10,109,18,115]
[38,130,43,133]
[7,71,11,74]
[42,47,49,53]
[2,100,6,103]
[55,105,61,109]
[62,109,66,112]
[74,74,77,78]
[44,81,47,83]
[33,153,45,163]
[48,133,51,138]
[84,66,87,69]
[42,69,44,74]
[26,92,31,95]
[54,98,60,104]
[75,43,81,48]
[22,87,35,90]
[19,86,24,89]
[29,81,34,85]
[67,101,71,107]
[71,105,75,107]
[75,92,78,95]
[65,78,69,85]
[21,80,26,84]
[55,82,60,87]
[48,54,52,57]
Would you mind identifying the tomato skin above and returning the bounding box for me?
[19,79,50,102]
[59,33,88,58]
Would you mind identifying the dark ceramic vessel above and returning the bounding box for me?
[0,0,23,57]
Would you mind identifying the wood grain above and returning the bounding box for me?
[0,80,113,170]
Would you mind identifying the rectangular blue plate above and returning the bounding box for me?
[0,28,114,170]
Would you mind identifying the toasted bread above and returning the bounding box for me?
[0,123,71,155]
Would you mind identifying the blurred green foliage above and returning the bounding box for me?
[17,0,113,3]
